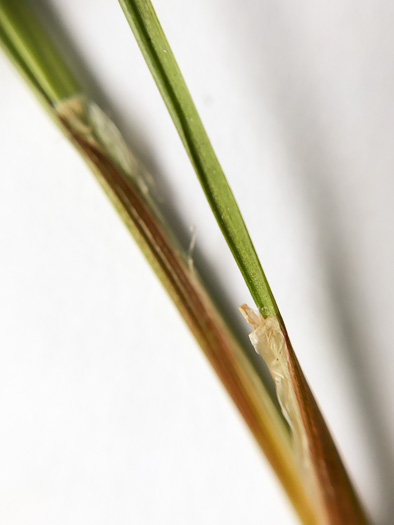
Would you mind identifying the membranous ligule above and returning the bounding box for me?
[240,305,318,510]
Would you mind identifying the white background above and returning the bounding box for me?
[1,1,394,523]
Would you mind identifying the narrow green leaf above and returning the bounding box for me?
[0,0,79,103]
[118,0,280,319]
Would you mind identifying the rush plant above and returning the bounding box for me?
[0,1,368,524]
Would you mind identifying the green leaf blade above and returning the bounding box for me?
[118,0,280,319]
